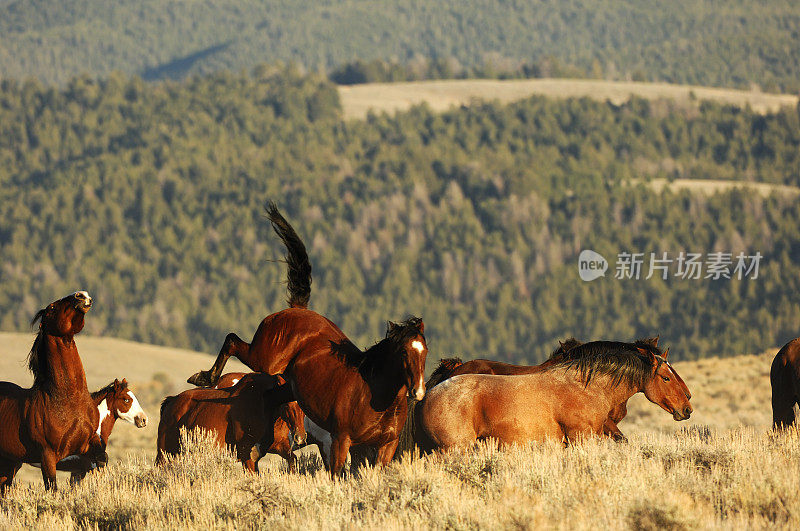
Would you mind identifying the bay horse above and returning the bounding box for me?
[419,337,685,442]
[157,373,306,472]
[770,337,800,429]
[30,378,148,483]
[415,339,693,451]
[0,291,106,494]
[188,203,428,475]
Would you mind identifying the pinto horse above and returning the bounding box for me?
[770,337,800,428]
[0,291,106,493]
[188,203,428,475]
[420,337,683,441]
[30,378,148,483]
[416,339,693,451]
[157,373,305,472]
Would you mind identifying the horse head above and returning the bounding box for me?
[108,379,148,428]
[279,402,307,449]
[640,347,693,421]
[31,291,93,337]
[387,317,428,401]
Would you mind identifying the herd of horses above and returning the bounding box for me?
[1,203,798,493]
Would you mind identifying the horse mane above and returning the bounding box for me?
[266,202,312,309]
[426,357,463,388]
[91,380,128,401]
[27,309,49,387]
[334,316,424,370]
[545,339,663,388]
[548,337,583,360]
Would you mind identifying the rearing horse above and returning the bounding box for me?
[188,203,428,475]
[0,291,106,493]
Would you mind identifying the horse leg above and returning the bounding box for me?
[0,459,21,497]
[188,333,248,387]
[375,439,400,467]
[40,449,58,491]
[771,354,798,429]
[602,419,628,442]
[329,433,351,478]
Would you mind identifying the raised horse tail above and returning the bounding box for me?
[426,357,464,388]
[266,202,312,309]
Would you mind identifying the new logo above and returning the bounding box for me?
[578,250,608,282]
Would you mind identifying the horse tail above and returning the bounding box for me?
[393,397,420,460]
[266,201,312,309]
[771,344,799,429]
[426,357,463,388]
[156,395,178,466]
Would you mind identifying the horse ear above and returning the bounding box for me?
[636,347,656,362]
[662,347,670,360]
[387,321,398,334]
[114,378,120,386]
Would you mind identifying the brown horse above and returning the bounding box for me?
[0,291,106,493]
[157,373,305,472]
[188,203,428,475]
[416,340,693,451]
[771,337,800,429]
[31,378,148,483]
[421,337,685,441]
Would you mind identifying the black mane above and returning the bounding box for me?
[91,380,128,401]
[333,316,424,370]
[27,309,49,387]
[545,339,664,388]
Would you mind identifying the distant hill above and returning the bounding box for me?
[1,69,800,364]
[0,0,799,91]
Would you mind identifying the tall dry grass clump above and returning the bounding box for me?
[1,426,798,529]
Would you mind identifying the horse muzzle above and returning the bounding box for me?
[135,414,148,428]
[74,291,93,312]
[411,386,425,401]
[673,405,692,421]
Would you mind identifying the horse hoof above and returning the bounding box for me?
[187,371,213,387]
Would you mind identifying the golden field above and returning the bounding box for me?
[0,332,796,529]
[338,78,799,120]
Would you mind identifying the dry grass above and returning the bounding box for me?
[1,333,793,529]
[338,78,799,120]
[2,427,798,529]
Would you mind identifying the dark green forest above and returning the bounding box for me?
[1,0,799,92]
[1,67,800,364]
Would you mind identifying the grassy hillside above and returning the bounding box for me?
[339,78,800,119]
[1,337,792,528]
[1,0,799,92]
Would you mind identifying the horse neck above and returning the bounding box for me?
[577,372,641,407]
[38,334,89,395]
[361,340,406,396]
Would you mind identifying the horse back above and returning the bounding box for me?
[248,308,350,374]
